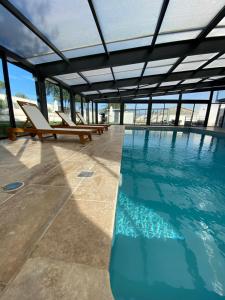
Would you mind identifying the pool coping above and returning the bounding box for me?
[125,125,225,138]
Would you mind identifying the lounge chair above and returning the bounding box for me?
[76,112,110,131]
[56,111,104,135]
[8,101,94,144]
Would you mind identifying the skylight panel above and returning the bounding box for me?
[173,61,206,72]
[157,0,225,43]
[160,80,180,87]
[204,59,225,69]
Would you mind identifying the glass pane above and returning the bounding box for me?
[208,104,220,126]
[152,94,180,100]
[107,103,120,124]
[160,80,180,86]
[98,103,108,123]
[192,104,207,126]
[212,90,225,103]
[163,104,177,125]
[157,30,201,44]
[82,100,88,123]
[89,102,93,124]
[92,0,163,45]
[135,104,148,125]
[45,81,61,125]
[182,91,210,100]
[9,0,103,56]
[81,68,113,83]
[181,78,202,84]
[144,65,172,76]
[204,59,225,69]
[54,74,86,86]
[174,61,206,72]
[183,53,218,62]
[0,58,10,138]
[107,37,152,52]
[124,104,136,124]
[8,63,38,127]
[63,89,70,115]
[207,17,225,37]
[146,58,178,68]
[216,104,225,127]
[82,91,99,95]
[0,4,52,58]
[159,0,225,42]
[179,104,194,126]
[115,70,142,80]
[74,95,82,124]
[150,103,164,125]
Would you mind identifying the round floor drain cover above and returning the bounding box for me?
[2,181,24,192]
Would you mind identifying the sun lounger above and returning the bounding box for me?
[56,111,104,135]
[8,101,94,144]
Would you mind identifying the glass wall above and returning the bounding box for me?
[208,104,220,127]
[8,63,38,127]
[191,104,207,126]
[45,81,61,125]
[63,89,70,115]
[124,104,136,124]
[0,58,10,138]
[182,91,210,100]
[216,104,225,128]
[98,103,108,123]
[150,104,164,125]
[212,90,225,103]
[75,94,82,123]
[179,104,194,126]
[134,104,148,124]
[107,103,120,124]
[83,99,88,123]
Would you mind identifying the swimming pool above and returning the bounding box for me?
[110,129,225,300]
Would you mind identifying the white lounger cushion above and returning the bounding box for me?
[55,128,92,133]
[23,105,52,130]
[57,112,75,127]
[76,112,87,124]
[23,104,92,133]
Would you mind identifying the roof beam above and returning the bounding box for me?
[36,37,225,77]
[72,67,225,92]
[87,80,225,101]
[0,0,69,63]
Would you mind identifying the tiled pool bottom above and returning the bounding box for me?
[110,129,225,300]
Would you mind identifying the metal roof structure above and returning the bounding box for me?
[1,0,225,102]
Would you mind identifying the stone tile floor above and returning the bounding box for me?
[0,126,124,300]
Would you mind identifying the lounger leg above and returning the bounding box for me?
[79,135,86,144]
[8,129,17,141]
[37,133,44,142]
[88,133,92,141]
[30,133,36,138]
[53,134,57,139]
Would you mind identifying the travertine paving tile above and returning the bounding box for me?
[0,184,71,283]
[0,258,113,300]
[32,199,113,269]
[0,192,12,206]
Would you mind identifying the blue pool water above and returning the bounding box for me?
[110,129,225,300]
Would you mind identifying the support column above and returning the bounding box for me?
[174,92,182,126]
[204,90,213,127]
[70,91,76,123]
[146,98,152,125]
[95,102,98,124]
[87,101,90,124]
[92,101,94,124]
[2,54,16,128]
[120,101,124,125]
[35,75,48,121]
[81,97,84,116]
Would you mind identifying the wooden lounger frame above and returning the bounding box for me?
[55,111,104,135]
[75,112,110,131]
[8,101,94,144]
